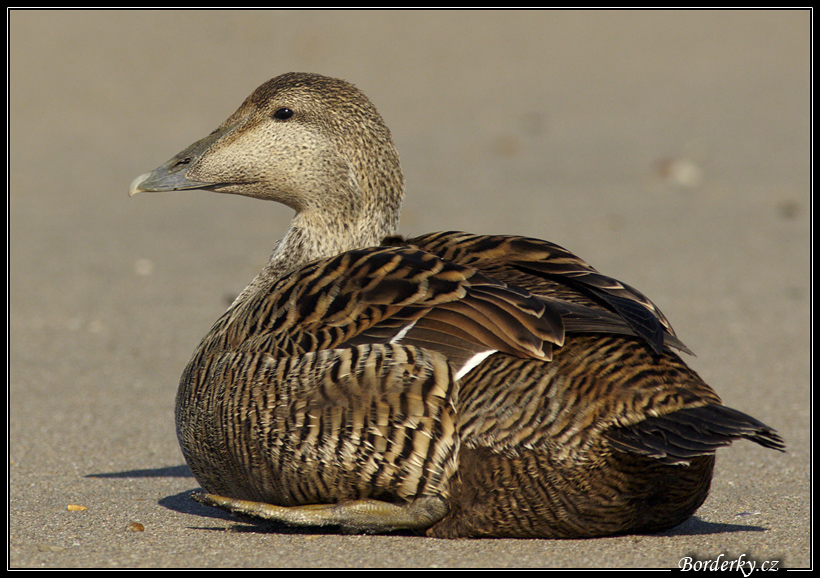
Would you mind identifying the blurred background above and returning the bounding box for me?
[9,10,809,568]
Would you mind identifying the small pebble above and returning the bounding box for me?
[654,157,703,188]
[134,258,155,276]
[37,543,68,553]
[127,522,145,532]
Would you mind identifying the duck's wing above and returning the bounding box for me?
[226,231,689,378]
[224,245,568,379]
[389,231,691,355]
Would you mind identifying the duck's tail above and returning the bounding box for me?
[605,404,786,465]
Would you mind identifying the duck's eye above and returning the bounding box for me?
[273,108,294,120]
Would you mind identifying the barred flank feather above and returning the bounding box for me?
[179,344,460,506]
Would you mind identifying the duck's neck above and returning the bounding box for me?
[269,209,397,278]
[231,181,403,308]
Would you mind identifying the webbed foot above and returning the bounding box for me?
[191,492,448,534]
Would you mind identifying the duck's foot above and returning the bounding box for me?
[191,492,448,534]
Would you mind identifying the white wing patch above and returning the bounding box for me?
[389,319,418,344]
[455,350,496,381]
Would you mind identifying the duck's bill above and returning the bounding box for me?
[128,128,226,196]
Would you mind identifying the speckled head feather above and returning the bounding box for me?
[205,72,404,219]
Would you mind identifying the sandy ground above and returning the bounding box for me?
[9,9,810,569]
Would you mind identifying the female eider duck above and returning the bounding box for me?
[130,72,784,539]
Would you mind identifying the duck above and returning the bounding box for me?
[129,72,784,539]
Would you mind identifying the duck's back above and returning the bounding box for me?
[175,231,783,538]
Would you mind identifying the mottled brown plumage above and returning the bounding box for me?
[130,72,784,538]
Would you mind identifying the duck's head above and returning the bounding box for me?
[130,72,404,240]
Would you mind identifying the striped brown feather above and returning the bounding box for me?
[388,231,687,355]
[219,244,567,376]
[179,343,461,506]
